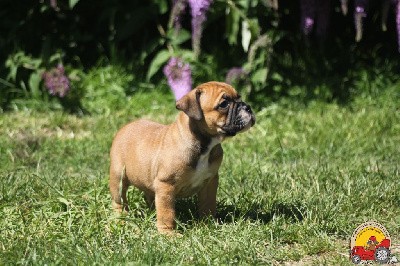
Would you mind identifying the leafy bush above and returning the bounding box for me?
[1,0,399,112]
[80,65,133,115]
[2,52,43,109]
[1,51,85,112]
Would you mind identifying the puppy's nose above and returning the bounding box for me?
[240,103,252,114]
[243,103,256,126]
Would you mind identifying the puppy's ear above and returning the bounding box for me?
[176,89,203,120]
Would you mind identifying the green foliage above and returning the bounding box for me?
[146,50,171,82]
[4,52,43,101]
[1,51,86,112]
[220,1,279,99]
[1,1,399,262]
[69,0,80,9]
[80,65,134,115]
[0,0,399,111]
[1,87,399,264]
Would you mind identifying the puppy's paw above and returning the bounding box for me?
[157,227,183,237]
[112,200,129,214]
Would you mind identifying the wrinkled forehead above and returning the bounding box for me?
[201,82,239,100]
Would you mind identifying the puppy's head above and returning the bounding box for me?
[176,81,255,137]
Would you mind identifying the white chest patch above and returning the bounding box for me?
[190,138,220,189]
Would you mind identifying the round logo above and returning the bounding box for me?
[350,221,392,264]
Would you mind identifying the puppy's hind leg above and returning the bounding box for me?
[109,165,130,213]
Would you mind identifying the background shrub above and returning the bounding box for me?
[80,65,133,115]
[0,0,399,112]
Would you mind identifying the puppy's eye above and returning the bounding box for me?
[219,100,229,109]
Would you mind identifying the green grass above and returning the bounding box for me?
[1,84,399,265]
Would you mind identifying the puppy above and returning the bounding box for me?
[109,81,255,233]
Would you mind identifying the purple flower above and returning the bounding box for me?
[163,57,192,100]
[300,0,331,38]
[170,0,187,32]
[188,0,212,17]
[304,17,315,35]
[300,0,316,36]
[225,67,247,85]
[355,6,365,13]
[188,0,213,57]
[42,64,70,98]
[382,0,400,51]
[396,0,400,51]
[354,0,368,42]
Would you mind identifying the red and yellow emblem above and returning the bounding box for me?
[350,221,391,264]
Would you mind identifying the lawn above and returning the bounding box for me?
[0,85,399,265]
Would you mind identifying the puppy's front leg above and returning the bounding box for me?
[155,181,176,233]
[198,175,218,218]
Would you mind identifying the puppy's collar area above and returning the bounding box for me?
[204,138,221,153]
[184,116,220,154]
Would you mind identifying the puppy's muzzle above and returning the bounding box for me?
[222,102,256,136]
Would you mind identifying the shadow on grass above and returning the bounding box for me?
[175,198,306,225]
[216,200,305,224]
